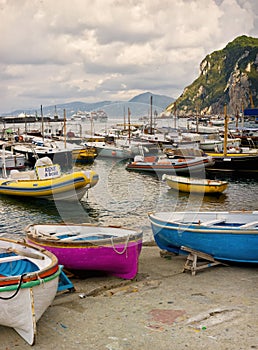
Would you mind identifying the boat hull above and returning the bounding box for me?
[96,146,132,159]
[163,175,228,194]
[0,170,98,200]
[199,140,223,151]
[72,148,97,164]
[27,240,142,279]
[0,238,60,345]
[0,271,60,345]
[13,145,73,169]
[26,224,143,280]
[126,156,214,174]
[206,152,258,172]
[148,211,258,263]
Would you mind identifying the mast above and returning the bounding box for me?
[223,105,228,157]
[195,102,199,134]
[90,113,94,142]
[2,144,7,178]
[63,109,67,149]
[174,102,177,129]
[128,107,131,143]
[150,95,153,134]
[123,106,126,132]
[40,105,44,141]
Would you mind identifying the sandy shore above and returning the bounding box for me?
[1,243,258,349]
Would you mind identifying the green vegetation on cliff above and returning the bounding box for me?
[167,35,258,115]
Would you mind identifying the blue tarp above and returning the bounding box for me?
[244,108,258,116]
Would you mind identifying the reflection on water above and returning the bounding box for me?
[0,157,257,241]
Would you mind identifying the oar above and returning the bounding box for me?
[7,247,45,260]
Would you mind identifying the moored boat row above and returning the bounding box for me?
[0,112,257,346]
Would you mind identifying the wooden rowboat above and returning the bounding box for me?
[25,223,143,280]
[0,237,61,345]
[162,174,228,194]
[148,211,258,263]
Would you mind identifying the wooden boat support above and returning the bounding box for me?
[181,246,228,276]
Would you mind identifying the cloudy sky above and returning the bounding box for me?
[0,0,258,114]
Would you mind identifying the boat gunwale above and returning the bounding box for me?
[27,235,143,248]
[25,223,143,247]
[0,266,61,291]
[0,237,59,284]
[148,214,258,234]
[163,175,228,187]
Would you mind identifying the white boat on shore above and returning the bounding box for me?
[0,237,61,345]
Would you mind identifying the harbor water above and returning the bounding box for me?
[0,117,258,241]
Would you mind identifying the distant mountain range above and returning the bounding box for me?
[3,92,174,119]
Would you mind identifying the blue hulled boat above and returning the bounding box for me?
[148,211,258,264]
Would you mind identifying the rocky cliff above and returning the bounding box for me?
[166,35,258,116]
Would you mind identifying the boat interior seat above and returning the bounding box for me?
[199,218,226,226]
[10,170,37,180]
[61,232,101,241]
[240,221,258,228]
[0,255,25,263]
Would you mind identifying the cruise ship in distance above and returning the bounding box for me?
[71,110,108,122]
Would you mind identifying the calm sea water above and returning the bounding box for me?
[1,118,258,241]
[1,157,258,242]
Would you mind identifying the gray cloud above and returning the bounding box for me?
[0,0,257,113]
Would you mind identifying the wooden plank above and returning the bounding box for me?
[0,255,25,263]
[60,232,110,241]
[181,246,217,261]
[240,221,258,228]
[199,218,226,226]
[181,246,227,275]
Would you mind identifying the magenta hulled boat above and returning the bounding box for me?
[25,223,143,280]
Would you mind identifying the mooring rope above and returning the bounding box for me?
[111,235,130,257]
